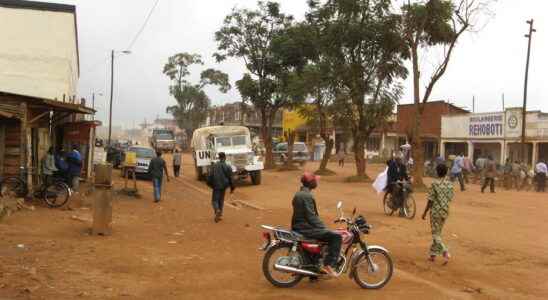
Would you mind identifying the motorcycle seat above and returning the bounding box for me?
[291,231,326,245]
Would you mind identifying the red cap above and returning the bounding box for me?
[301,172,320,184]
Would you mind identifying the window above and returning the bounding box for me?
[232,135,246,146]
[129,147,155,158]
[235,111,241,121]
[215,137,231,147]
[367,136,381,151]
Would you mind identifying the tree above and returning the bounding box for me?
[401,0,494,186]
[163,53,230,137]
[306,0,408,178]
[214,1,295,169]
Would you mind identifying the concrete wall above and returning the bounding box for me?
[0,6,78,100]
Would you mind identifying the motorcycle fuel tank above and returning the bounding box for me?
[334,228,354,245]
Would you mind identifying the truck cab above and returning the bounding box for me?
[191,126,264,185]
[151,129,176,153]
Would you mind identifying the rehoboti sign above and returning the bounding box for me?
[469,114,504,137]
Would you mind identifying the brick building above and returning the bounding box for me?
[206,102,283,139]
[396,101,469,160]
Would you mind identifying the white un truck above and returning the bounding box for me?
[191,126,264,185]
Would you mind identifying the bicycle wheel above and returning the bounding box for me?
[0,177,27,198]
[403,195,416,219]
[43,182,70,208]
[382,193,395,216]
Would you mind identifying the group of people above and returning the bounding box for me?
[146,149,183,203]
[430,153,548,193]
[42,145,82,191]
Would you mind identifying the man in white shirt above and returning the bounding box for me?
[535,160,547,192]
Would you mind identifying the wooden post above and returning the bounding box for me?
[93,163,113,235]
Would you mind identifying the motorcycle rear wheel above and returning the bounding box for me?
[352,248,393,289]
[262,244,304,288]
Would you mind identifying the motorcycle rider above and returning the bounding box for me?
[386,156,410,214]
[291,172,342,277]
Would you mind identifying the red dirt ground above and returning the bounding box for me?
[1,153,546,299]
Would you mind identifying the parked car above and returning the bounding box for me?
[123,146,156,179]
[106,145,123,168]
[273,142,310,166]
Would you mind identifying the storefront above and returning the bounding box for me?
[441,108,548,165]
[61,120,101,179]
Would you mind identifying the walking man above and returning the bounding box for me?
[450,154,465,191]
[535,160,547,192]
[503,158,512,190]
[148,151,170,203]
[66,145,82,192]
[173,149,182,177]
[422,164,454,264]
[336,145,345,168]
[208,152,235,222]
[481,155,496,193]
[462,155,474,184]
[511,161,521,190]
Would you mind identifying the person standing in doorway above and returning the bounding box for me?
[422,163,454,264]
[450,154,465,191]
[535,160,547,192]
[208,152,235,222]
[66,145,82,192]
[173,149,182,178]
[42,147,58,186]
[481,155,496,193]
[148,151,170,203]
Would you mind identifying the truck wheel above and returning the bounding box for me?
[196,166,205,181]
[251,171,262,185]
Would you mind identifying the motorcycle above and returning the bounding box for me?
[259,202,393,289]
[383,180,416,219]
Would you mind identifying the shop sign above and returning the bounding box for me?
[469,114,503,137]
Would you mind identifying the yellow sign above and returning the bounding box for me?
[124,151,137,167]
[282,108,310,133]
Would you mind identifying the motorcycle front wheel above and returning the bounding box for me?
[262,244,304,288]
[352,248,393,289]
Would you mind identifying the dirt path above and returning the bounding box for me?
[0,153,546,299]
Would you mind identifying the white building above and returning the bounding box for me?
[441,107,548,165]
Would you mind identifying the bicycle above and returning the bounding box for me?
[0,167,71,208]
[382,180,416,219]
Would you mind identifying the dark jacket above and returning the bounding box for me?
[209,161,234,190]
[387,159,409,185]
[291,187,328,237]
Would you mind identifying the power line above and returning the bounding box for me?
[126,0,160,51]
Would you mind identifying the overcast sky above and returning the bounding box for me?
[38,0,548,128]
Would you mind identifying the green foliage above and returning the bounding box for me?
[214,1,301,168]
[304,0,408,176]
[163,52,230,134]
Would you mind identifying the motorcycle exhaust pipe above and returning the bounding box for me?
[274,264,320,277]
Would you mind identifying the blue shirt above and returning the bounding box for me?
[66,150,82,176]
[451,156,464,174]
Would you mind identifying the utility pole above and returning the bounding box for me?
[108,50,114,146]
[92,92,95,121]
[521,19,536,163]
[472,95,475,113]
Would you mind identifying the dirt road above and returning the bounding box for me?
[1,153,546,299]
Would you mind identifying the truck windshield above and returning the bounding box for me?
[157,133,173,140]
[215,135,247,147]
[129,147,155,158]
